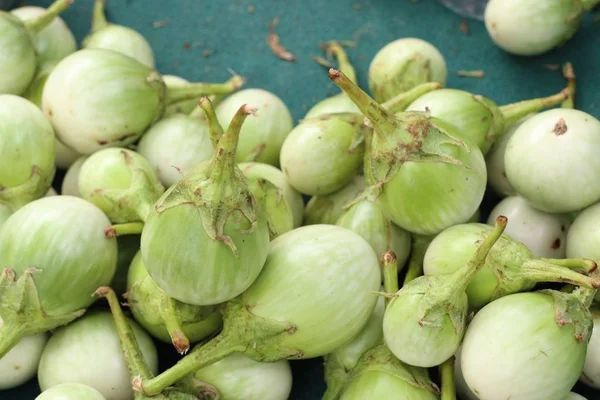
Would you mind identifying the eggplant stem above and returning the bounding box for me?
[522,260,600,290]
[166,75,245,105]
[499,89,569,127]
[561,62,576,109]
[160,296,191,355]
[198,97,224,149]
[326,41,357,84]
[208,104,255,183]
[382,251,399,306]
[381,82,442,113]
[441,216,507,294]
[25,0,73,34]
[91,0,109,32]
[105,222,144,238]
[328,68,399,141]
[403,235,434,285]
[95,287,154,380]
[538,257,597,274]
[439,356,457,400]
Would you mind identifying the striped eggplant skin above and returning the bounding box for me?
[303,175,366,226]
[42,49,166,156]
[336,198,411,271]
[0,196,117,314]
[505,109,600,214]
[339,369,439,400]
[279,116,365,196]
[10,6,76,64]
[242,224,381,358]
[238,162,304,228]
[83,24,155,68]
[0,13,36,95]
[36,383,107,400]
[190,353,293,400]
[137,114,214,188]
[0,94,55,210]
[215,89,293,166]
[461,292,589,400]
[330,296,385,372]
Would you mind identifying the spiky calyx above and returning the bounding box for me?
[0,268,84,359]
[153,103,261,256]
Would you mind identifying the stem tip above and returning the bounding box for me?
[381,250,397,265]
[241,104,258,116]
[132,376,143,393]
[495,215,508,228]
[328,68,341,80]
[93,286,110,297]
[104,227,116,238]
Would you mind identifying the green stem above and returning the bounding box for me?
[322,353,347,400]
[561,62,576,109]
[382,251,399,307]
[403,235,434,285]
[105,222,144,238]
[91,0,109,32]
[439,356,457,400]
[522,260,600,290]
[198,97,224,149]
[381,82,442,113]
[166,75,244,105]
[581,0,600,11]
[329,68,400,142]
[188,94,225,119]
[208,104,253,182]
[139,332,241,395]
[327,42,357,84]
[538,257,598,274]
[160,296,190,355]
[25,0,73,34]
[499,89,569,127]
[95,287,153,380]
[440,216,507,294]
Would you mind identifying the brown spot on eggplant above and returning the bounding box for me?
[551,238,561,249]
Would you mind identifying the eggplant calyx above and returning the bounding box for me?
[154,104,261,257]
[0,268,85,359]
[541,288,594,344]
[0,165,55,212]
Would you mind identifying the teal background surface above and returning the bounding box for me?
[4,0,600,398]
